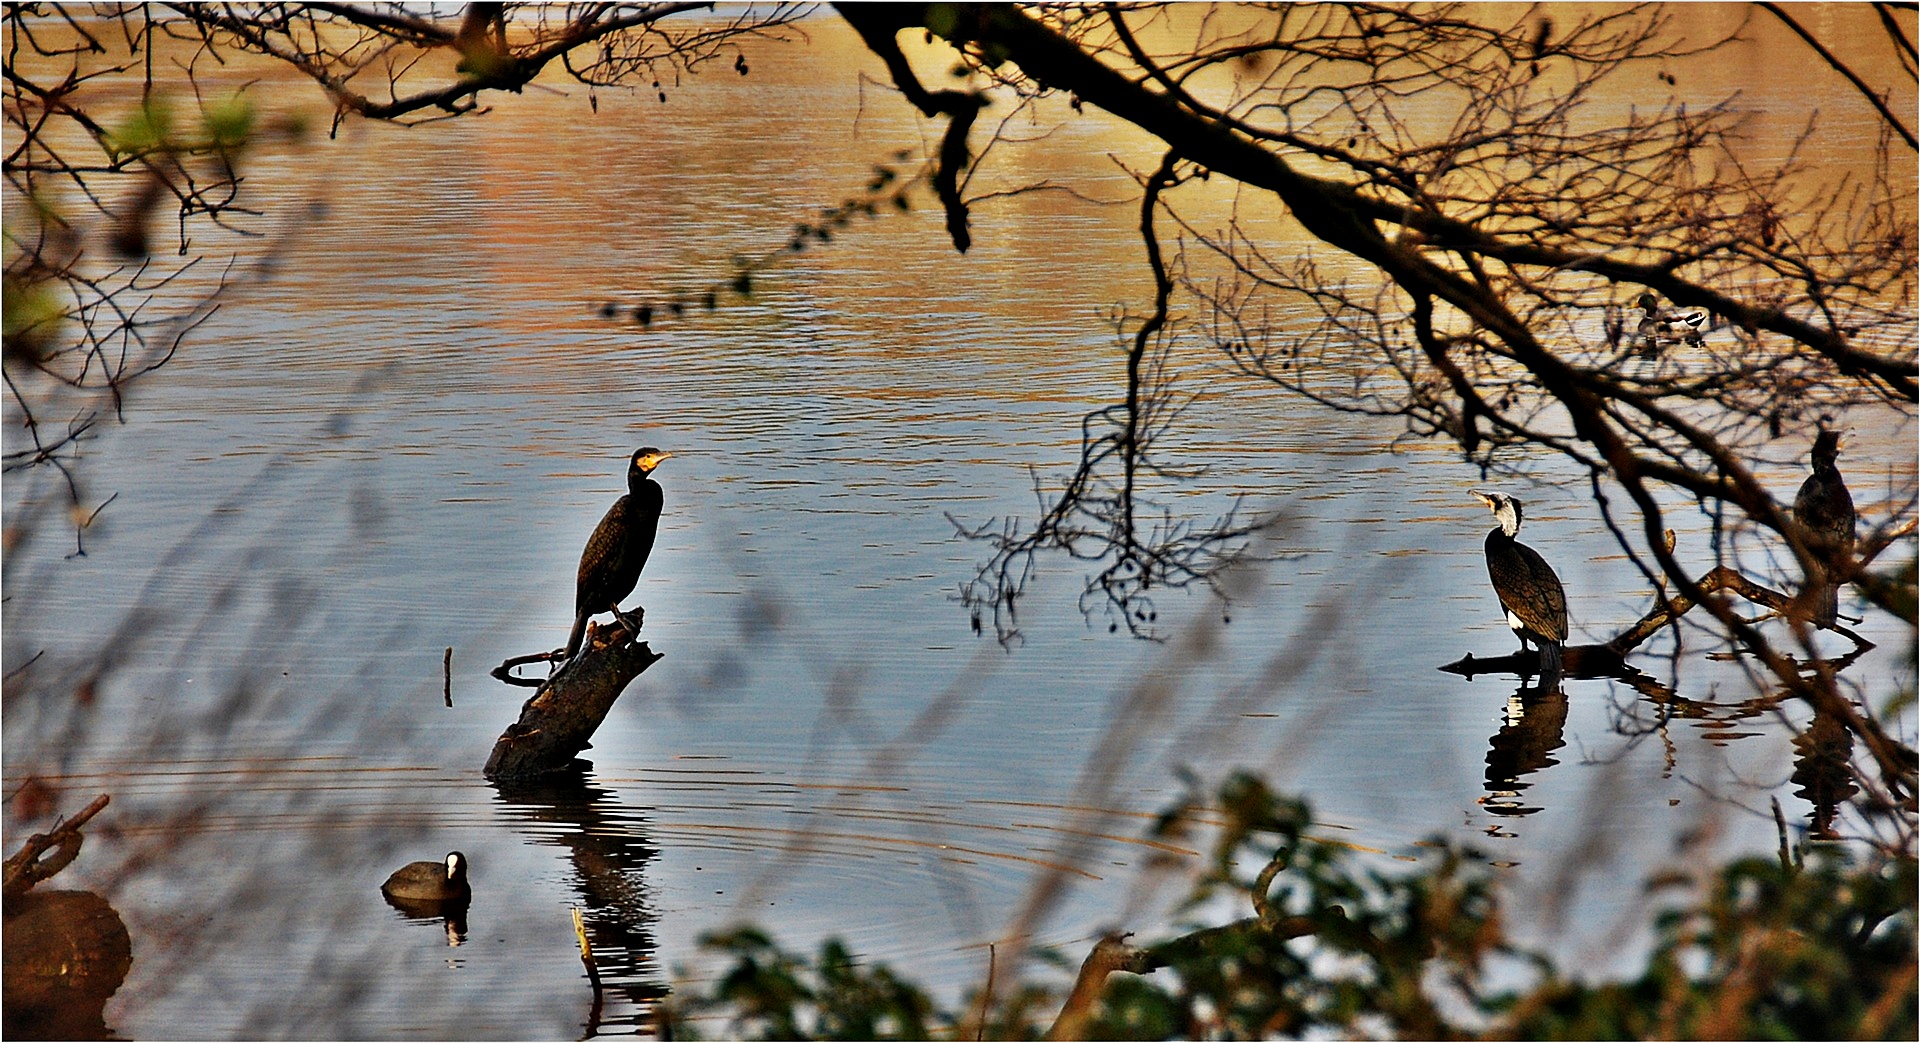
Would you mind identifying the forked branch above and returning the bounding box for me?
[3,793,110,897]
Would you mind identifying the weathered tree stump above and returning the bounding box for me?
[2,794,129,1039]
[485,620,662,781]
[3,889,132,1040]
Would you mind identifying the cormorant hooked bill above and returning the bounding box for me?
[1472,490,1568,672]
[1792,429,1855,629]
[566,447,671,658]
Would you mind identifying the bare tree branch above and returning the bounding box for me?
[1760,1,1917,150]
[948,154,1276,642]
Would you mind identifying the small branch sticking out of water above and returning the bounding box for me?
[572,906,602,990]
[4,793,110,898]
[573,904,606,1031]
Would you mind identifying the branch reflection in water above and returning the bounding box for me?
[1450,626,1879,847]
[492,766,666,1036]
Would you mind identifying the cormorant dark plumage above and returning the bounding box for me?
[565,447,671,658]
[1792,429,1855,629]
[382,851,470,903]
[1472,491,1568,672]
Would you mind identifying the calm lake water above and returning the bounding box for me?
[4,10,1915,1039]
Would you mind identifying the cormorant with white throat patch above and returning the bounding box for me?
[1472,490,1568,672]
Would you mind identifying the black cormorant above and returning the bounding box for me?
[382,851,470,902]
[565,447,671,658]
[1792,429,1855,629]
[1472,490,1568,671]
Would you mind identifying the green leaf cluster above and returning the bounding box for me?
[2,271,68,365]
[667,774,1917,1040]
[670,927,939,1040]
[106,93,257,162]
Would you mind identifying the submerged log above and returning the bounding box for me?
[485,619,662,781]
[1442,518,1915,679]
[1440,643,1632,680]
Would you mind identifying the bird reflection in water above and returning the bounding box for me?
[380,851,471,945]
[380,891,470,947]
[1481,673,1570,828]
[1792,706,1858,841]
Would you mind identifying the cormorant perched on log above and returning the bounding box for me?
[566,448,671,658]
[1471,491,1568,672]
[1792,429,1855,629]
